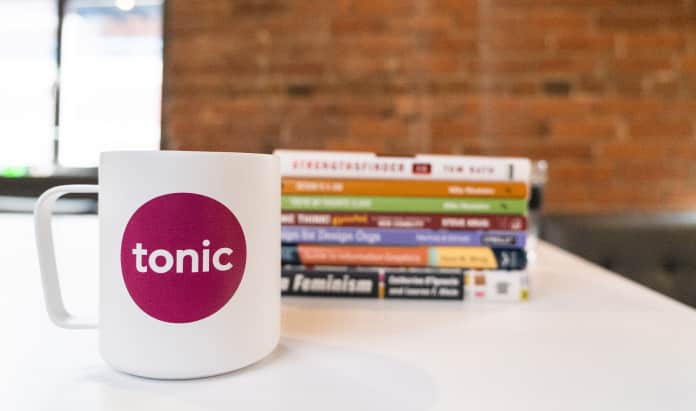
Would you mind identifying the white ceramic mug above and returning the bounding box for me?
[34,151,280,379]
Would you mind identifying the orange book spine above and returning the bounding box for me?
[282,178,528,198]
[296,245,429,267]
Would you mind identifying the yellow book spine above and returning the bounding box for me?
[429,247,498,269]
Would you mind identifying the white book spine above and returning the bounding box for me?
[275,150,531,182]
[465,270,529,302]
[425,157,531,182]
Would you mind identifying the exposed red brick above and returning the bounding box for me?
[400,53,460,75]
[479,33,549,53]
[385,134,432,156]
[554,33,614,52]
[680,56,696,73]
[595,98,660,115]
[430,0,478,11]
[475,57,595,74]
[473,77,539,94]
[486,11,592,32]
[430,135,481,154]
[164,0,696,213]
[488,0,616,7]
[549,118,618,142]
[660,184,696,210]
[667,142,696,160]
[597,9,696,31]
[628,120,694,139]
[388,15,456,34]
[622,32,686,53]
[334,35,416,54]
[431,119,479,139]
[348,117,409,139]
[310,96,394,117]
[479,113,548,139]
[608,57,674,74]
[331,17,387,34]
[324,135,391,153]
[283,115,347,140]
[586,184,663,210]
[544,184,592,213]
[596,142,671,161]
[477,142,593,160]
[339,0,418,16]
[526,11,593,31]
[431,33,478,51]
[549,162,615,182]
[615,162,691,181]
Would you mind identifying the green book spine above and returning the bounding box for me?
[282,195,527,215]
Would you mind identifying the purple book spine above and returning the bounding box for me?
[281,226,526,247]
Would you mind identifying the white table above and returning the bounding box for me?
[2,213,695,410]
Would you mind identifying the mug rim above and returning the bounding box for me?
[101,150,277,160]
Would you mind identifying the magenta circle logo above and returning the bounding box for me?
[120,193,247,323]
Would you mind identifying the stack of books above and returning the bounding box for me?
[275,150,531,301]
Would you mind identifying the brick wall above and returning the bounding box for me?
[163,0,696,213]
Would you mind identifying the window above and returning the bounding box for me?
[0,1,57,168]
[59,0,163,167]
[0,0,163,171]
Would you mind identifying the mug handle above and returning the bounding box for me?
[34,184,99,329]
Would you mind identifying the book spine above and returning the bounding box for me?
[281,212,528,231]
[415,154,531,182]
[277,153,410,180]
[281,265,464,300]
[282,178,528,199]
[281,268,380,298]
[276,152,530,182]
[282,195,527,215]
[281,245,527,269]
[383,270,463,300]
[281,226,527,247]
[464,270,530,301]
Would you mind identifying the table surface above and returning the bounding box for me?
[2,213,695,411]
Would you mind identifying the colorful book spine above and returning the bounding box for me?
[282,195,527,215]
[282,178,528,199]
[281,268,379,298]
[279,266,530,301]
[281,226,526,247]
[275,150,531,182]
[281,212,527,231]
[464,270,529,302]
[414,154,532,182]
[281,245,527,269]
[281,265,464,300]
[383,271,463,300]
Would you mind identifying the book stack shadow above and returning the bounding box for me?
[276,150,530,301]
